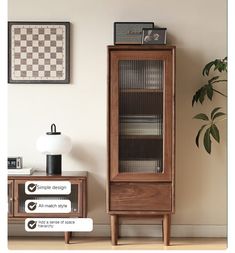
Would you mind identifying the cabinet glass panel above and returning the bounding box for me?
[8,181,13,216]
[119,60,164,174]
[119,60,163,90]
[17,184,79,213]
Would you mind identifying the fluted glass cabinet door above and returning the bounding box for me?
[119,60,163,174]
[109,48,175,181]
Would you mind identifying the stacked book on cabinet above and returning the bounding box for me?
[8,168,34,175]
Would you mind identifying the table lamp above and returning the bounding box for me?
[36,124,72,175]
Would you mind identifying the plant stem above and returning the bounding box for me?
[212,88,227,97]
[212,79,227,84]
[214,117,227,124]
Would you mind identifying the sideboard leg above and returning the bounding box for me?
[64,231,72,244]
[111,215,118,245]
[163,214,171,246]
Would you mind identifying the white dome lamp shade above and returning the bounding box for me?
[36,124,72,175]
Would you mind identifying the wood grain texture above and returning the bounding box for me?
[109,53,119,180]
[163,214,171,246]
[64,232,72,244]
[111,215,118,245]
[8,170,88,179]
[172,47,176,213]
[108,46,175,182]
[110,183,171,211]
[107,46,176,246]
[8,237,227,250]
[108,45,176,51]
[107,211,170,215]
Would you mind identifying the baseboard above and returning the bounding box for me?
[8,223,227,237]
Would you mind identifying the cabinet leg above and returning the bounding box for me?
[111,215,118,245]
[64,232,72,244]
[163,214,171,246]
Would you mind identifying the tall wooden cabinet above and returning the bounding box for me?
[107,45,175,245]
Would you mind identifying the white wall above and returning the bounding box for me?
[8,0,227,235]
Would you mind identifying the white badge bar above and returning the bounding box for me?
[25,181,71,195]
[25,218,93,232]
[25,199,71,213]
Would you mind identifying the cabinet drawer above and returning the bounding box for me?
[110,183,171,211]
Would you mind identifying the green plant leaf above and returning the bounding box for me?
[192,90,201,106]
[195,124,207,147]
[210,124,220,143]
[192,86,206,106]
[206,85,213,100]
[218,59,227,72]
[193,113,209,121]
[203,61,215,76]
[202,57,227,76]
[199,87,206,103]
[192,83,217,106]
[203,128,211,154]
[192,57,227,152]
[213,60,219,71]
[212,112,226,120]
[210,107,221,120]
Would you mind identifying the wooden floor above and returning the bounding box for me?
[8,236,227,250]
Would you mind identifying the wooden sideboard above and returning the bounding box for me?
[8,171,87,244]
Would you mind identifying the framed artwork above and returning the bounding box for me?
[142,28,167,45]
[114,22,154,45]
[8,22,70,84]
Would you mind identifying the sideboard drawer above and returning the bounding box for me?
[110,183,172,211]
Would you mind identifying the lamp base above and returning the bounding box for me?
[46,155,61,175]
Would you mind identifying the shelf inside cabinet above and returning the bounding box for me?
[119,159,163,174]
[120,88,163,93]
[120,135,163,140]
[119,115,163,136]
[120,92,163,115]
[119,138,163,159]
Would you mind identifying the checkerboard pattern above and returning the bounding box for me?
[10,24,67,82]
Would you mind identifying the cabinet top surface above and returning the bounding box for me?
[8,170,88,179]
[108,45,176,50]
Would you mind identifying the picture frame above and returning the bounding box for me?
[8,21,70,84]
[142,28,167,45]
[114,22,154,45]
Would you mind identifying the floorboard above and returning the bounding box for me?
[8,236,227,250]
